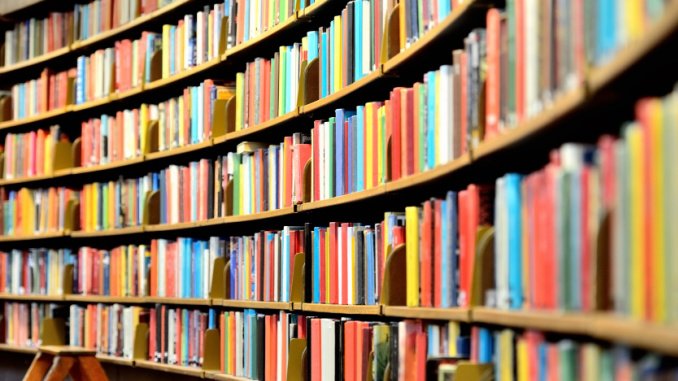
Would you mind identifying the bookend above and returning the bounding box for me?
[142,120,159,155]
[380,244,407,306]
[62,264,74,295]
[469,226,495,307]
[143,190,160,225]
[53,139,75,173]
[132,323,150,360]
[64,199,81,233]
[209,257,227,300]
[381,3,401,64]
[455,362,494,380]
[366,350,375,381]
[219,16,229,57]
[72,137,82,167]
[224,179,234,216]
[303,158,312,203]
[40,318,66,346]
[287,338,307,381]
[297,58,319,107]
[290,253,305,303]
[224,260,232,300]
[67,76,76,106]
[211,97,237,138]
[149,50,163,83]
[0,95,11,122]
[202,329,220,371]
[594,210,612,310]
[0,152,3,178]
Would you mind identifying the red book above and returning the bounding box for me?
[412,83,421,173]
[516,0,525,121]
[204,80,213,139]
[167,243,176,297]
[393,226,405,247]
[470,326,479,363]
[183,167,191,221]
[312,121,321,201]
[311,319,321,381]
[544,154,560,308]
[319,229,326,303]
[458,190,470,307]
[280,312,287,381]
[402,88,415,176]
[636,99,654,319]
[341,223,350,305]
[284,136,293,207]
[420,200,433,307]
[263,60,270,123]
[433,199,443,307]
[344,321,356,381]
[390,89,402,181]
[265,315,272,379]
[354,322,364,380]
[160,306,167,362]
[329,222,338,304]
[415,331,426,381]
[485,8,501,138]
[270,315,277,381]
[404,321,419,380]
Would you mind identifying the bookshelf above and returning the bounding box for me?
[0,0,677,380]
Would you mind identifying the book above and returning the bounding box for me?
[0,249,73,296]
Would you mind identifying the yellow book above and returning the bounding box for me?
[405,206,420,306]
[669,92,678,323]
[649,99,666,322]
[334,15,342,91]
[20,188,35,235]
[179,92,185,145]
[516,336,528,381]
[626,123,645,319]
[162,25,170,79]
[208,13,214,58]
[93,184,100,231]
[626,0,644,41]
[582,344,600,381]
[326,229,331,302]
[366,103,374,189]
[235,73,245,130]
[447,321,459,356]
[140,104,148,155]
[377,106,385,184]
[499,330,514,381]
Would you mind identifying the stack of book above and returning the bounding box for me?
[0,249,73,296]
[3,11,74,66]
[11,68,75,120]
[3,126,63,179]
[79,175,153,232]
[1,302,55,348]
[75,245,149,297]
[74,0,177,41]
[3,187,76,236]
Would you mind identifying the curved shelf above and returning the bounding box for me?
[218,299,293,311]
[0,0,197,77]
[471,307,593,335]
[301,70,383,115]
[0,106,70,131]
[71,226,144,238]
[382,306,471,321]
[205,371,253,381]
[144,297,211,306]
[135,359,205,378]
[0,343,37,354]
[213,109,301,146]
[0,293,63,302]
[64,295,148,304]
[97,354,135,366]
[0,231,65,243]
[301,303,381,316]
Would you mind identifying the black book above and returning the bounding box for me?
[355,227,365,305]
[256,315,265,380]
[390,322,399,381]
[335,320,344,380]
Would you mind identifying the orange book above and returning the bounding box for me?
[150,240,158,296]
[265,315,272,379]
[354,321,364,381]
[485,8,501,138]
[516,0,525,121]
[420,200,433,307]
[280,312,287,381]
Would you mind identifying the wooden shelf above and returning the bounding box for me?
[223,15,299,58]
[64,295,147,304]
[145,140,213,161]
[144,59,221,93]
[218,299,293,311]
[202,207,296,227]
[297,185,387,212]
[470,88,587,161]
[144,221,204,233]
[0,172,57,186]
[204,371,252,381]
[71,157,145,175]
[0,293,64,302]
[592,314,678,357]
[214,109,301,145]
[135,359,205,378]
[0,106,71,131]
[96,354,134,366]
[0,231,65,243]
[382,306,471,322]
[71,226,144,238]
[144,297,211,306]
[301,303,381,316]
[0,343,37,354]
[385,154,472,194]
[71,94,118,113]
[301,70,382,115]
[471,307,594,335]
[0,46,70,75]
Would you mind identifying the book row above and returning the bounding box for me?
[10,68,74,120]
[0,302,56,348]
[69,303,143,358]
[148,305,214,367]
[2,125,64,180]
[0,249,72,296]
[2,0,176,67]
[2,187,75,236]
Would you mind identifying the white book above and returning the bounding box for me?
[362,0,371,75]
[320,319,335,381]
[495,177,508,309]
[347,226,354,304]
[235,312,243,376]
[441,65,454,163]
[197,12,205,65]
[398,321,406,381]
[338,224,343,304]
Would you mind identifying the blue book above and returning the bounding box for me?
[335,109,345,196]
[307,31,318,61]
[208,309,216,329]
[170,26,176,74]
[478,327,494,363]
[196,240,203,297]
[76,57,86,104]
[102,252,110,295]
[356,106,365,191]
[191,86,199,143]
[365,229,375,304]
[598,0,616,63]
[182,309,189,364]
[426,71,436,170]
[438,0,450,21]
[244,0,250,42]
[312,227,321,303]
[354,0,362,80]
[321,31,328,97]
[505,174,523,309]
[159,170,166,224]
